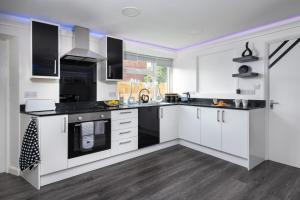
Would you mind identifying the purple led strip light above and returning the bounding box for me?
[178,14,300,51]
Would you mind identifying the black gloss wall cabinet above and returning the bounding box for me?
[138,106,160,149]
[100,36,123,81]
[32,21,59,78]
[107,37,123,80]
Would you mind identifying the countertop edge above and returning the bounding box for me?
[20,103,265,117]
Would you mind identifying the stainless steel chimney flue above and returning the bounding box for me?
[61,26,106,62]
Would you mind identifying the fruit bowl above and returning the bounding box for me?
[104,100,120,107]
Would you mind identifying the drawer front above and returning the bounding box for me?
[111,109,138,120]
[112,127,138,141]
[112,117,138,130]
[112,137,138,155]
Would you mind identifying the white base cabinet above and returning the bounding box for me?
[178,106,201,144]
[201,108,222,150]
[20,106,265,190]
[111,109,138,155]
[160,106,179,143]
[201,108,249,158]
[221,109,248,158]
[39,115,68,175]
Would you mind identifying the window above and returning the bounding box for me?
[117,52,173,103]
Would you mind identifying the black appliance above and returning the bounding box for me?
[68,112,111,159]
[60,59,97,102]
[138,106,160,148]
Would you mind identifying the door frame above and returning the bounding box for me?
[0,38,9,173]
[265,34,300,161]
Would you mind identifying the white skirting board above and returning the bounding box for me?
[179,139,249,169]
[8,166,20,176]
[40,140,178,187]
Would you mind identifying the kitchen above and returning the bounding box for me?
[1,1,300,199]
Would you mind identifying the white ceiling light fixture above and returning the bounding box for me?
[121,7,140,17]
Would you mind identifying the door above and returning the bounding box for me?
[32,21,59,77]
[221,109,248,158]
[269,37,300,168]
[201,108,221,150]
[178,106,201,144]
[160,106,179,143]
[107,37,123,80]
[39,115,68,175]
[0,39,8,173]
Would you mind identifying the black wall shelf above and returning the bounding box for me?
[232,56,259,63]
[232,72,259,78]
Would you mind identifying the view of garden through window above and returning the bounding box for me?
[117,54,170,103]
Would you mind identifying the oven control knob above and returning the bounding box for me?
[100,114,104,118]
[78,116,83,121]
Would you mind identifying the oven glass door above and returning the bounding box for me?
[68,119,111,159]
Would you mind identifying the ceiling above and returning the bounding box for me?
[1,0,300,50]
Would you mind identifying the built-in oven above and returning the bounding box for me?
[68,112,111,159]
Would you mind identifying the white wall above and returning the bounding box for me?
[173,19,300,100]
[9,37,21,175]
[0,39,9,173]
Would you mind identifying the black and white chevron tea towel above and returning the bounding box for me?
[19,119,40,171]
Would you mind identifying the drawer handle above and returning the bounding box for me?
[120,121,132,125]
[120,111,132,114]
[119,131,131,135]
[119,140,132,145]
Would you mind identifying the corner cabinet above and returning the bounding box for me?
[99,36,123,81]
[160,106,179,143]
[31,21,59,79]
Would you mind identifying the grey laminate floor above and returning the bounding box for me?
[1,145,300,200]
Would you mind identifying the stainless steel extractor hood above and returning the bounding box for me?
[61,26,106,62]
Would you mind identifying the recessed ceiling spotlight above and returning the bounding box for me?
[121,7,140,17]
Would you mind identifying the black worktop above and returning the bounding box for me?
[20,99,265,117]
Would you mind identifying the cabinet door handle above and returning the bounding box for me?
[108,65,112,78]
[119,140,132,145]
[119,130,131,135]
[120,121,131,125]
[222,111,225,123]
[161,108,164,119]
[63,117,67,133]
[217,110,220,122]
[197,108,200,119]
[120,111,132,114]
[54,59,57,75]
